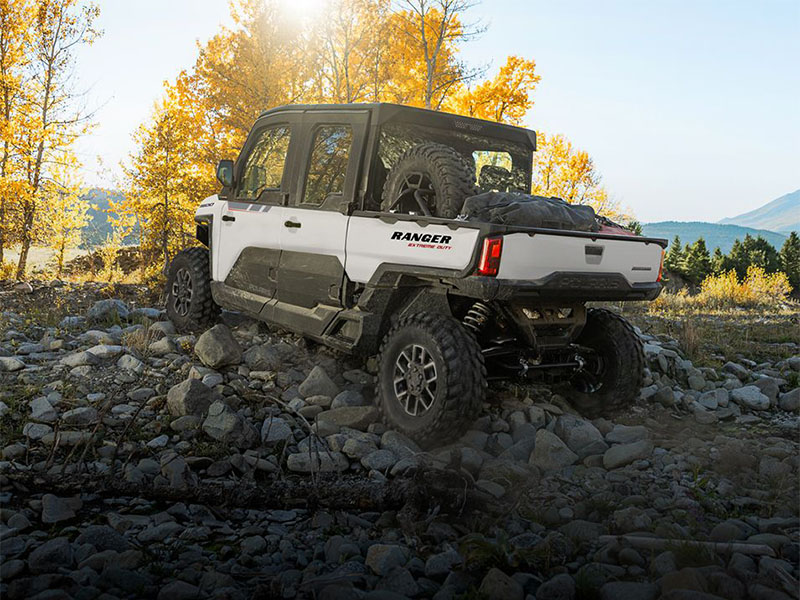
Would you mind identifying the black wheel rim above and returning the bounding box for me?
[171,268,193,317]
[571,349,606,394]
[393,343,438,416]
[389,171,436,216]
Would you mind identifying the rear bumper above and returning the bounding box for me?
[448,272,663,302]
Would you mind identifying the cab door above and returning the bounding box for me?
[216,115,299,313]
[275,111,368,329]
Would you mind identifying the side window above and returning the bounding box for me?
[302,125,352,206]
[238,125,291,200]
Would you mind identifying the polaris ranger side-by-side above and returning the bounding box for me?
[165,103,667,447]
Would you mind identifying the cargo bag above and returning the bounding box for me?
[461,191,599,232]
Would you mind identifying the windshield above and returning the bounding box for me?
[375,121,533,202]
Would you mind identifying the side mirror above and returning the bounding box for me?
[216,160,235,188]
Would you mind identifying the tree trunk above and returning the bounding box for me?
[15,203,33,280]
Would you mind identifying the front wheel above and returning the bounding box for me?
[165,247,219,332]
[566,308,644,418]
[375,312,486,448]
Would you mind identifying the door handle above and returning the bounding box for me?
[222,215,235,222]
[284,220,301,228]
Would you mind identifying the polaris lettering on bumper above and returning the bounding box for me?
[391,230,453,250]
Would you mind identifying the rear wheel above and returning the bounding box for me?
[165,247,219,331]
[381,143,478,219]
[376,312,486,448]
[566,308,644,417]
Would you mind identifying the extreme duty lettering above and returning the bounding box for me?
[391,231,452,244]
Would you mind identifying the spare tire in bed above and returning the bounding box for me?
[381,143,478,219]
[462,191,599,232]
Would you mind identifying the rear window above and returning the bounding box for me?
[377,122,532,197]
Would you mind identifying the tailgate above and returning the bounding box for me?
[496,231,664,285]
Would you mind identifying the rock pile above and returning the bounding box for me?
[0,288,797,599]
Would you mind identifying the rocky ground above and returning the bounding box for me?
[0,281,798,600]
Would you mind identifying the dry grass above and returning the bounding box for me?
[650,267,793,313]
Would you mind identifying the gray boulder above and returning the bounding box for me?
[316,406,378,431]
[28,537,74,574]
[261,416,294,443]
[331,389,367,409]
[365,544,407,576]
[194,324,241,368]
[286,451,349,472]
[41,494,77,523]
[731,386,770,410]
[554,414,608,458]
[723,361,750,381]
[60,351,100,368]
[202,400,258,448]
[530,429,578,471]
[243,344,281,371]
[479,567,525,600]
[605,424,650,444]
[167,378,213,417]
[299,366,339,398]
[117,354,145,373]
[603,439,654,469]
[779,388,800,412]
[0,356,25,371]
[87,299,130,323]
[62,406,98,426]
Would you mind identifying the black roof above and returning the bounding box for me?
[257,102,537,150]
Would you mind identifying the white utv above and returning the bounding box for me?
[165,103,667,447]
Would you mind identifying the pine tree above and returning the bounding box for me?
[779,231,800,289]
[683,237,711,284]
[664,236,685,276]
[711,247,727,274]
[727,234,780,278]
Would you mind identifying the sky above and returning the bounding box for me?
[73,0,800,223]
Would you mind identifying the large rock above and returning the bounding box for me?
[0,356,25,371]
[87,299,130,323]
[167,378,213,417]
[605,424,650,444]
[60,351,100,368]
[75,525,130,552]
[603,439,654,469]
[194,324,241,368]
[600,581,658,600]
[479,567,524,600]
[41,494,77,523]
[202,400,258,448]
[530,429,578,472]
[28,537,74,574]
[286,451,349,472]
[62,406,98,426]
[535,573,575,600]
[87,344,124,359]
[731,386,770,410]
[723,361,750,381]
[261,416,294,443]
[365,544,407,576]
[778,388,800,412]
[554,414,608,458]
[298,366,339,398]
[243,344,281,371]
[316,406,378,431]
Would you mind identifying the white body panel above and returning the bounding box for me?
[195,195,284,283]
[281,206,347,265]
[496,232,663,284]
[344,216,480,283]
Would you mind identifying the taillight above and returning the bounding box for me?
[477,237,503,276]
[657,249,665,282]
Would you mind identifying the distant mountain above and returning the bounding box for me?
[718,189,799,233]
[641,221,787,253]
[81,188,138,248]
